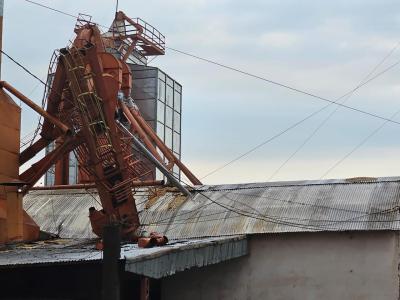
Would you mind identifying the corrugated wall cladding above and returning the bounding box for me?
[24,177,400,240]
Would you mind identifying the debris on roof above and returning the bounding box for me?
[124,235,247,278]
[0,235,247,279]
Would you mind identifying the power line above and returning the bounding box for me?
[24,0,77,19]
[200,60,400,180]
[21,0,400,127]
[182,191,328,231]
[167,46,400,125]
[320,107,400,179]
[267,41,400,180]
[0,49,48,87]
[150,205,400,227]
[20,0,400,185]
[140,173,388,230]
[162,180,399,224]
[142,185,400,233]
[181,189,398,231]
[22,0,110,31]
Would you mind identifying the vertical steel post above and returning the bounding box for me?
[140,277,150,300]
[102,224,121,300]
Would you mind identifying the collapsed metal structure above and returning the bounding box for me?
[0,12,201,244]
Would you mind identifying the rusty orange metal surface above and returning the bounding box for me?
[1,11,200,244]
[0,89,39,244]
[127,107,202,185]
[30,180,164,191]
[0,81,70,135]
[138,232,168,248]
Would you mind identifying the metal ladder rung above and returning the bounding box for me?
[69,66,85,71]
[77,92,95,98]
[81,73,94,80]
[89,120,106,126]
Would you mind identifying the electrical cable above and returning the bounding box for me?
[21,0,400,126]
[267,41,400,180]
[142,186,365,224]
[24,0,77,18]
[149,206,400,227]
[141,169,400,230]
[19,0,400,231]
[320,107,400,179]
[20,0,400,185]
[200,59,400,180]
[141,175,357,230]
[190,189,399,231]
[167,46,400,125]
[0,49,49,87]
[158,186,400,234]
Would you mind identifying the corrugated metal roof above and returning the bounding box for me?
[0,239,102,267]
[24,177,400,240]
[0,236,248,278]
[124,235,247,278]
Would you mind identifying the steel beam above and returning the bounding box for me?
[117,121,191,196]
[0,81,70,134]
[128,107,202,185]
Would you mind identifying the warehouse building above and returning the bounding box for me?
[1,176,399,299]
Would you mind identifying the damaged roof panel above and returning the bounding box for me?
[23,177,400,240]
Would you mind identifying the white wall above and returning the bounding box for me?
[162,231,399,300]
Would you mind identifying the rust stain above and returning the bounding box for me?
[167,194,187,210]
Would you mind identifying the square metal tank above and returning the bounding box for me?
[129,64,182,181]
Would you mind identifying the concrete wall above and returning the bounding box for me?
[162,231,400,300]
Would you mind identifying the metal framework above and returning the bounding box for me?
[0,11,201,243]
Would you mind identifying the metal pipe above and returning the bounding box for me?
[20,136,52,166]
[129,107,174,161]
[0,81,70,134]
[120,102,163,163]
[128,107,202,185]
[20,136,76,194]
[31,183,96,190]
[30,180,165,191]
[116,120,191,196]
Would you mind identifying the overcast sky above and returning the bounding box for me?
[4,0,400,185]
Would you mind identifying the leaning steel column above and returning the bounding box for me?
[117,121,191,196]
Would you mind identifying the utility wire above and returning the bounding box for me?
[142,183,400,232]
[21,0,400,126]
[267,41,400,180]
[0,49,48,87]
[20,0,400,185]
[140,171,392,230]
[200,60,400,180]
[24,0,77,18]
[167,47,400,125]
[320,107,400,178]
